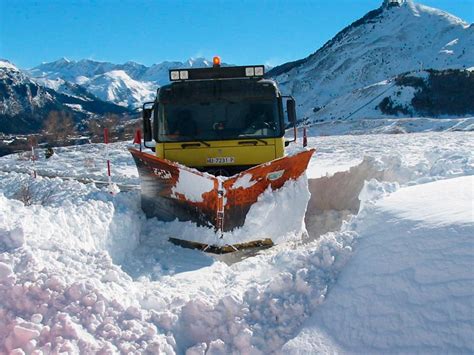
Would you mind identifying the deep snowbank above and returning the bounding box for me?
[0,132,473,353]
[284,176,474,353]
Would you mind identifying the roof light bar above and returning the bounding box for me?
[247,66,264,77]
[169,65,265,81]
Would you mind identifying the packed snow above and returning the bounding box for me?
[0,131,473,353]
[171,169,215,203]
[232,173,257,190]
[284,176,474,353]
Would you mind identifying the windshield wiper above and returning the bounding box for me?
[191,137,211,147]
[238,138,268,145]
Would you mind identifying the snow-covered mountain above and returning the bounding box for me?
[268,0,474,122]
[309,68,474,125]
[0,60,54,119]
[23,0,474,122]
[0,60,130,134]
[80,70,156,108]
[29,58,220,108]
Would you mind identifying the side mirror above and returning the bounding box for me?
[287,99,296,124]
[143,116,152,142]
[285,98,297,145]
[142,102,155,144]
[143,108,152,120]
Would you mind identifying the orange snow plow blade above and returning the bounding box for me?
[129,148,315,238]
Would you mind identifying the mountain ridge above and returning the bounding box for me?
[0,61,130,134]
[3,0,473,135]
[28,57,221,108]
[268,0,473,123]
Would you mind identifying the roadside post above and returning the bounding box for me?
[29,137,37,178]
[133,129,142,152]
[104,128,113,193]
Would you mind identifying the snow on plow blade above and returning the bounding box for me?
[129,148,315,248]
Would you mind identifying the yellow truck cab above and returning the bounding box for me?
[142,58,297,176]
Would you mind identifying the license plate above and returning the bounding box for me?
[207,157,235,164]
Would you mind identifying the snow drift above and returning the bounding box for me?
[284,176,474,353]
[0,131,473,353]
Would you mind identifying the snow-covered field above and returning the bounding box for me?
[0,131,473,353]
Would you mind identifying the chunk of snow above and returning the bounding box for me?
[0,262,13,281]
[232,173,256,189]
[171,169,214,203]
[0,225,25,250]
[13,325,40,344]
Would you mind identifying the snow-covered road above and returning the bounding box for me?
[0,132,473,354]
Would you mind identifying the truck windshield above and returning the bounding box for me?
[157,99,281,142]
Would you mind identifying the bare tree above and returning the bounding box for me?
[103,114,121,142]
[14,182,33,206]
[87,118,103,143]
[13,180,55,206]
[43,111,76,144]
[124,118,141,140]
[87,114,122,142]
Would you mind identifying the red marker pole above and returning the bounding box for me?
[133,129,142,152]
[104,128,112,190]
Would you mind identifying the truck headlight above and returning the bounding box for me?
[170,71,180,80]
[254,66,264,76]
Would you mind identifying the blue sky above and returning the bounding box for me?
[1,0,472,69]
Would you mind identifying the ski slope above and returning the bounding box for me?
[0,131,473,353]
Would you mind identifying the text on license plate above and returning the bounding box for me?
[207,157,235,164]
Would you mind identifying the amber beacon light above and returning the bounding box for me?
[213,56,221,67]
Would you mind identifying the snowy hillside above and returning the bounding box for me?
[269,0,474,123]
[29,58,221,108]
[83,70,156,108]
[306,69,474,127]
[0,60,55,122]
[0,131,473,353]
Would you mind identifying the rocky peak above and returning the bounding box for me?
[383,0,405,8]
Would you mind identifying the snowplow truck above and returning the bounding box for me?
[129,57,314,247]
